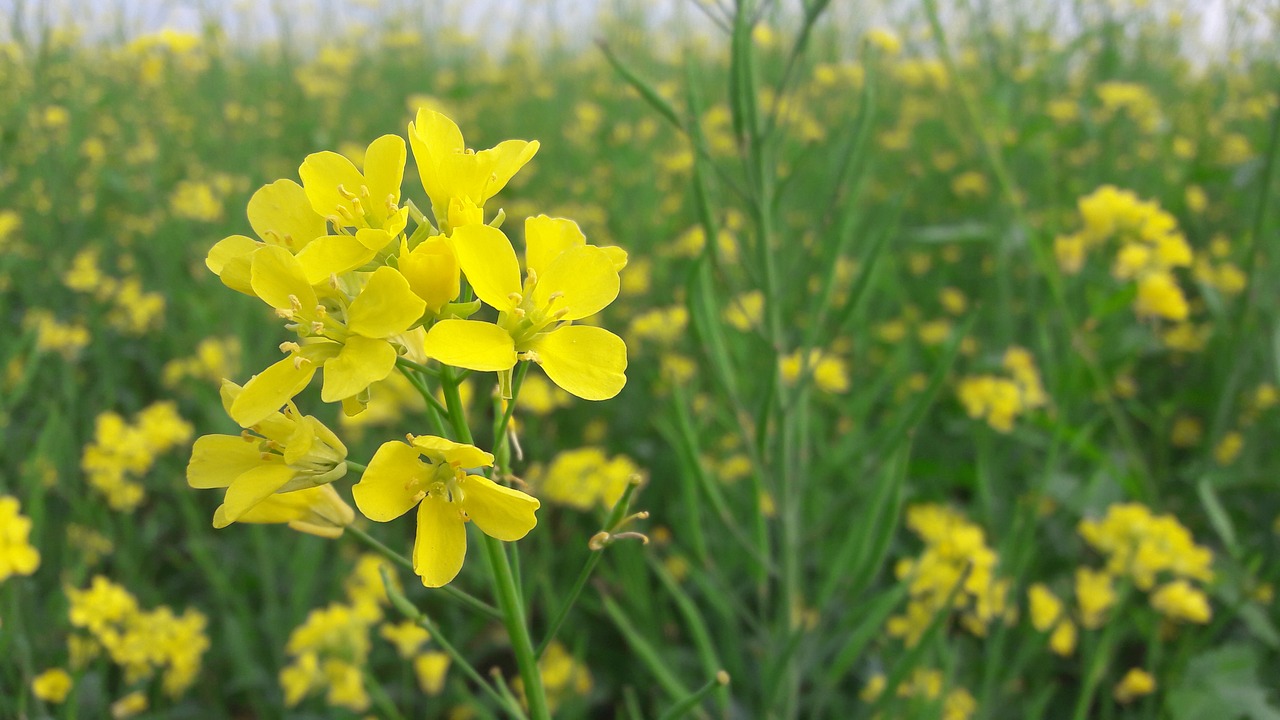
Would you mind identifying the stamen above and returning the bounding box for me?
[279,341,302,354]
[337,184,357,200]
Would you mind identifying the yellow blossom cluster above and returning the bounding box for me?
[61,248,167,335]
[779,348,850,394]
[1095,82,1163,133]
[1027,583,1078,656]
[1055,186,1194,328]
[161,335,242,388]
[956,346,1048,432]
[82,402,193,511]
[888,504,1013,646]
[66,575,210,697]
[1078,503,1214,624]
[281,554,451,710]
[526,447,644,511]
[861,668,977,720]
[23,309,92,360]
[0,496,41,583]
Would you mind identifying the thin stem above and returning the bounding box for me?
[379,567,526,718]
[345,525,502,621]
[536,478,644,658]
[440,370,552,720]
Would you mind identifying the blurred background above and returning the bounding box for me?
[2,0,1280,718]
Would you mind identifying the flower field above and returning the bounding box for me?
[2,0,1279,717]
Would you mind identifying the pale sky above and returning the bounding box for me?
[1,0,1268,60]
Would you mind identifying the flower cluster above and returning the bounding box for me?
[191,109,630,587]
[525,446,645,511]
[1055,186,1194,326]
[161,335,242,388]
[0,496,41,583]
[887,504,1013,646]
[861,667,977,720]
[66,575,210,698]
[280,554,453,711]
[61,248,167,335]
[1078,502,1214,624]
[82,402,193,510]
[956,346,1048,432]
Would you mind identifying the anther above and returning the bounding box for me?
[311,321,325,334]
[279,341,302,354]
[337,184,357,200]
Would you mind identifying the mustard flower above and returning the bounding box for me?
[229,246,426,426]
[188,380,349,528]
[31,668,73,704]
[408,108,538,231]
[352,435,539,587]
[1114,668,1156,703]
[299,134,409,235]
[423,218,628,401]
[205,179,328,296]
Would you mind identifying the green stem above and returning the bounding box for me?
[440,370,551,720]
[535,478,644,658]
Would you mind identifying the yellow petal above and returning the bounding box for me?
[531,245,619,321]
[206,235,259,295]
[414,495,467,587]
[462,474,539,542]
[216,463,297,527]
[423,319,516,372]
[187,435,265,489]
[299,150,364,221]
[524,215,585,278]
[475,139,539,203]
[601,245,629,271]
[247,179,326,250]
[250,244,317,312]
[295,235,377,285]
[355,228,395,252]
[410,435,493,469]
[281,414,317,465]
[449,225,521,312]
[409,109,464,207]
[320,336,397,403]
[231,355,318,427]
[530,325,627,401]
[362,134,406,208]
[353,441,426,522]
[346,267,426,338]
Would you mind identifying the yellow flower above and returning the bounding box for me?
[1150,580,1212,623]
[352,435,539,587]
[1075,567,1116,629]
[380,620,431,659]
[111,691,148,719]
[423,218,628,401]
[188,381,349,529]
[205,179,329,296]
[1215,431,1244,466]
[0,496,40,582]
[1114,668,1156,703]
[229,246,426,425]
[408,108,539,232]
[31,668,73,704]
[415,651,451,695]
[299,134,409,235]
